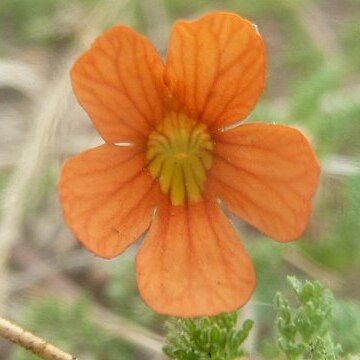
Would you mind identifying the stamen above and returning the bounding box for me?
[146,113,214,205]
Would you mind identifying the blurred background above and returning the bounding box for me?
[0,0,359,358]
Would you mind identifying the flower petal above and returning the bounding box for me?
[59,144,159,258]
[164,12,266,130]
[136,197,255,317]
[210,123,320,241]
[71,26,168,145]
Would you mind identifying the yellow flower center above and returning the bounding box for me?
[146,113,214,206]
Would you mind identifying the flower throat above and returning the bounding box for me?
[146,113,214,206]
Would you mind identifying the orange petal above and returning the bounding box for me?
[59,144,159,258]
[71,26,168,145]
[136,197,255,317]
[164,12,265,130]
[209,123,320,241]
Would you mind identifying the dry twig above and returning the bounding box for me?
[9,242,164,357]
[0,316,77,360]
[283,248,343,291]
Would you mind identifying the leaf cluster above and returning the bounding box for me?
[274,276,342,359]
[163,312,253,360]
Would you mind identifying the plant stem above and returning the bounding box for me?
[0,316,77,360]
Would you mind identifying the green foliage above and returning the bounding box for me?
[162,278,358,360]
[340,13,360,72]
[0,0,96,44]
[281,13,323,76]
[274,276,342,359]
[11,297,135,360]
[163,312,253,360]
[0,171,10,197]
[248,239,285,305]
[302,171,360,269]
[104,256,161,326]
[291,63,345,122]
[332,299,360,354]
[227,0,300,18]
[162,0,209,20]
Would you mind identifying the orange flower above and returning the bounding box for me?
[59,12,320,317]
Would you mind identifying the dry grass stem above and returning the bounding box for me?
[8,250,101,293]
[0,0,132,311]
[237,301,257,354]
[0,60,44,98]
[283,248,344,291]
[290,1,342,59]
[9,243,164,356]
[323,155,360,178]
[0,73,71,311]
[137,0,169,50]
[93,306,164,355]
